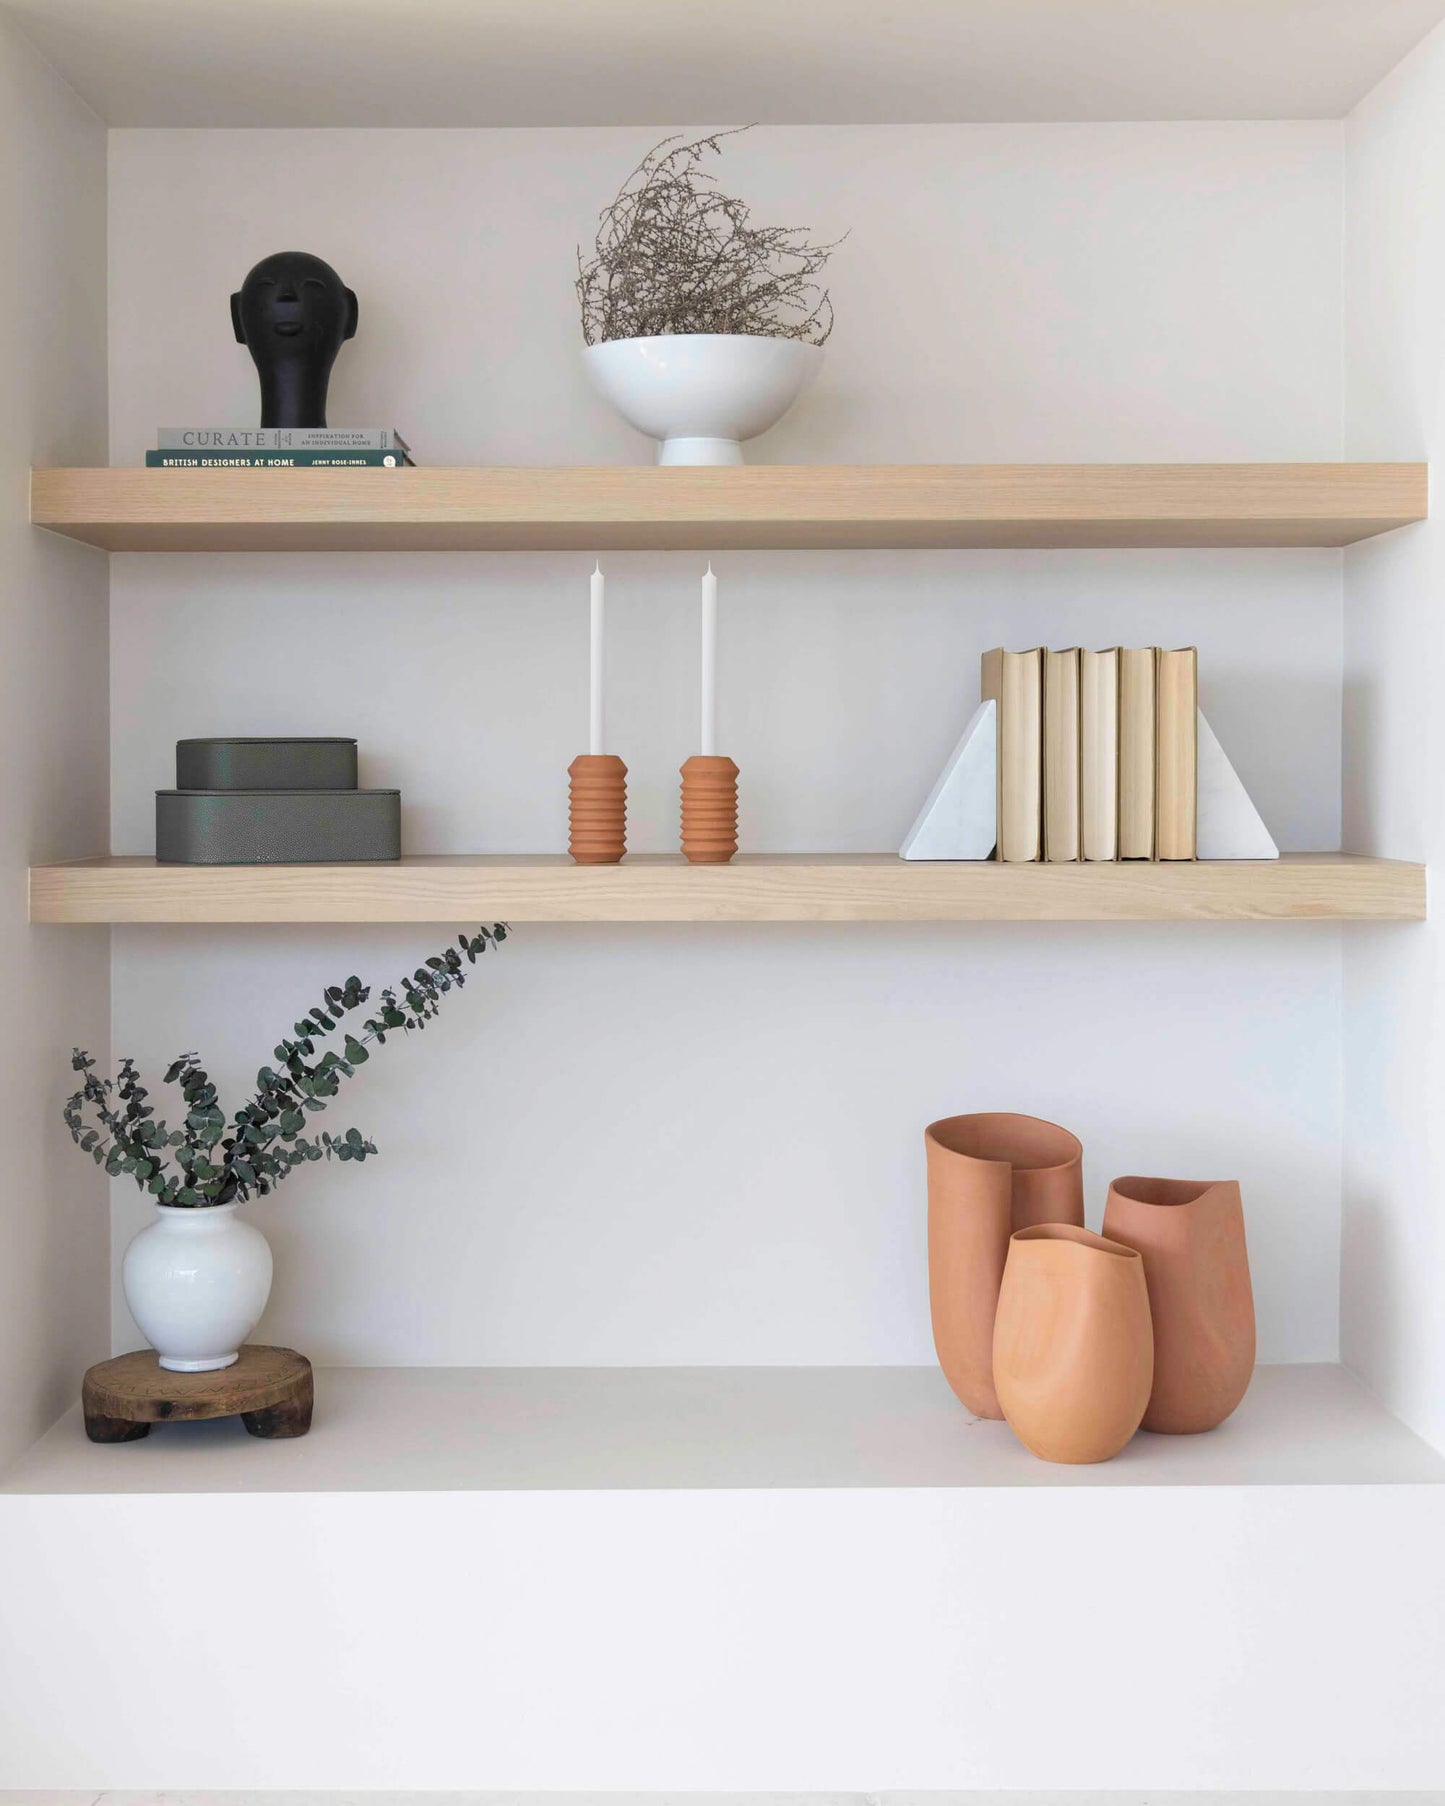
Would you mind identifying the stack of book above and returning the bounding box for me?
[146,428,413,468]
[983,646,1198,862]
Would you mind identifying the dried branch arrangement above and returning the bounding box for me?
[577,128,844,346]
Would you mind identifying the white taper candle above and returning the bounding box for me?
[700,562,717,755]
[589,562,605,755]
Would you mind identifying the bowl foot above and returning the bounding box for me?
[659,436,744,466]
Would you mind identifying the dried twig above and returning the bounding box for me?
[577,128,844,346]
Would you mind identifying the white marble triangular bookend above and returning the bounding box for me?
[900,699,997,860]
[1197,709,1278,859]
[899,700,1274,862]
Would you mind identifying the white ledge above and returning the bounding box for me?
[3,1362,1440,1495]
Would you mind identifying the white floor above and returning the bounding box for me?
[3,1363,1440,1494]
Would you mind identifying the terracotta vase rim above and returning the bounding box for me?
[1109,1175,1229,1209]
[925,1111,1082,1174]
[1010,1223,1140,1260]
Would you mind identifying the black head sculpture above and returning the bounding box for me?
[231,251,359,429]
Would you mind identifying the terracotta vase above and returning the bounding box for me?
[1102,1176,1255,1434]
[993,1224,1154,1464]
[925,1113,1084,1419]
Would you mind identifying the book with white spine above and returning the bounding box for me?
[1156,647,1200,859]
[1043,647,1081,862]
[157,427,410,451]
[1118,648,1157,859]
[981,647,1043,862]
[1080,648,1120,860]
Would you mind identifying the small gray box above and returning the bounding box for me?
[176,737,359,792]
[156,790,401,864]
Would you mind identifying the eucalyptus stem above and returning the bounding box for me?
[64,924,508,1208]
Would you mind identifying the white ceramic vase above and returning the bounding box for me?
[582,332,823,465]
[122,1203,273,1372]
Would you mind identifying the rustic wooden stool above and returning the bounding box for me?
[82,1344,313,1443]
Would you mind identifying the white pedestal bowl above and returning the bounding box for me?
[583,333,823,465]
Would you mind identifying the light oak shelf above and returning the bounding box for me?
[29,462,1428,552]
[27,853,1425,924]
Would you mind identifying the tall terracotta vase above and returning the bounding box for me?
[993,1224,1154,1464]
[925,1113,1084,1419]
[1102,1176,1255,1434]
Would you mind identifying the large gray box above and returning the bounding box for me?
[156,790,401,864]
[176,737,359,792]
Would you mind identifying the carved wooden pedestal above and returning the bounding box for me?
[81,1344,313,1442]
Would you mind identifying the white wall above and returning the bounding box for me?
[0,19,109,1469]
[109,124,1342,467]
[107,123,1347,1365]
[1342,22,1445,1451]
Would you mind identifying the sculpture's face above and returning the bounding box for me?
[231,253,358,360]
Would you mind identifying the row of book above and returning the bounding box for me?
[145,427,413,468]
[984,646,1198,862]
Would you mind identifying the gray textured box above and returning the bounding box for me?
[156,790,401,864]
[176,737,359,792]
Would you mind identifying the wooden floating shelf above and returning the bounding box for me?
[29,462,1428,552]
[27,853,1425,925]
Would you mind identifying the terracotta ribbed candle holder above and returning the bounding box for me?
[1102,1175,1255,1434]
[568,754,627,864]
[924,1112,1084,1420]
[680,754,739,864]
[993,1224,1154,1464]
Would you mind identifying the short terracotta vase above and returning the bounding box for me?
[925,1112,1084,1420]
[993,1224,1154,1464]
[1102,1175,1255,1434]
